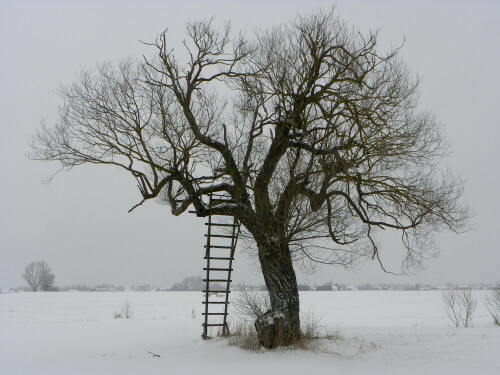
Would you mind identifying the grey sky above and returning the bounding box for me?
[1,0,499,288]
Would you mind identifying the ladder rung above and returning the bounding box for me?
[203,323,226,327]
[204,256,234,260]
[203,268,233,271]
[204,290,231,294]
[202,312,227,315]
[205,223,238,227]
[203,279,232,283]
[204,234,235,238]
[205,245,232,249]
[202,301,229,304]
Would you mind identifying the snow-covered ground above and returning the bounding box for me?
[1,291,498,375]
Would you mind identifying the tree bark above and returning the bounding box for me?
[254,238,301,348]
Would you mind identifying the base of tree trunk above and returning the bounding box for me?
[254,310,301,348]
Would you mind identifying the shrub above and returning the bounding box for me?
[485,286,500,325]
[114,299,133,319]
[442,288,476,327]
[457,288,476,327]
[230,288,323,349]
[232,288,270,323]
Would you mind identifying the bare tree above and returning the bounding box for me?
[30,10,470,346]
[22,261,54,292]
[40,271,55,291]
[442,288,477,327]
[442,289,461,327]
[457,288,477,327]
[485,286,500,325]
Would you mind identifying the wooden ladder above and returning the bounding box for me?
[202,193,240,339]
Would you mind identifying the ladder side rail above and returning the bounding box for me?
[202,193,213,339]
[222,218,240,335]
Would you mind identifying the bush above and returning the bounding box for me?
[485,286,500,325]
[230,288,323,349]
[442,289,460,327]
[114,299,133,319]
[457,288,477,327]
[232,288,270,323]
[442,288,477,327]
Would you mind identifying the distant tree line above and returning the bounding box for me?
[14,268,498,293]
[170,276,225,292]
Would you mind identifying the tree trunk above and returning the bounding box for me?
[254,238,301,348]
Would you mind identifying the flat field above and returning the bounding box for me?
[1,291,499,374]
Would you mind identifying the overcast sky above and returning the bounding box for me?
[0,0,499,289]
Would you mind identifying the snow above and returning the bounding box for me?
[1,291,499,375]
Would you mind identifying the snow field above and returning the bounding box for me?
[1,291,499,375]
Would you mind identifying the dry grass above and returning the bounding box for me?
[225,319,344,351]
[225,303,341,351]
[228,288,344,350]
[113,299,133,319]
[301,307,322,340]
[226,321,261,350]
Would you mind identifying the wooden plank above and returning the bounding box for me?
[202,312,226,315]
[205,223,238,227]
[203,290,231,294]
[203,267,233,271]
[203,279,232,283]
[204,234,234,238]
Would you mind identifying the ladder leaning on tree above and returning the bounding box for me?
[191,193,240,339]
